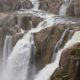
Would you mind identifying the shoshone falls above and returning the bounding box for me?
[0,0,80,80]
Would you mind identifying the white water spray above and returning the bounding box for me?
[59,0,71,15]
[34,31,80,80]
[20,0,24,9]
[30,0,40,9]
[1,0,80,80]
[3,35,12,65]
[1,33,35,80]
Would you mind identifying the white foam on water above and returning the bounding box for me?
[30,0,40,9]
[3,35,12,65]
[1,33,34,80]
[59,0,71,15]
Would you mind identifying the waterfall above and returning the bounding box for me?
[51,27,69,61]
[34,31,80,80]
[27,37,36,80]
[1,33,35,80]
[17,9,78,25]
[3,35,12,65]
[30,0,40,9]
[1,14,61,80]
[20,0,24,10]
[59,0,71,15]
[1,0,80,80]
[29,20,33,28]
[1,13,56,80]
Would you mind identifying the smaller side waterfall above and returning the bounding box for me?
[1,33,35,80]
[20,0,24,10]
[59,0,71,15]
[52,27,69,61]
[30,0,40,9]
[34,31,80,80]
[29,20,33,28]
[3,35,12,65]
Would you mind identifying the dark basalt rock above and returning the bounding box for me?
[0,0,33,11]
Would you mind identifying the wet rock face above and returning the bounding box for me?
[66,0,80,17]
[34,23,80,78]
[0,0,32,11]
[39,0,62,14]
[0,13,43,62]
[34,24,70,69]
[17,16,43,30]
[51,43,80,80]
[39,0,80,16]
[20,0,33,9]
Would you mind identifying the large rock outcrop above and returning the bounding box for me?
[34,23,80,79]
[51,43,80,80]
[39,0,80,17]
[39,0,62,14]
[34,24,79,69]
[66,0,80,17]
[16,16,43,30]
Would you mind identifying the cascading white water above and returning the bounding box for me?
[29,20,33,28]
[1,12,64,80]
[1,11,56,80]
[51,27,69,61]
[59,0,71,15]
[30,0,40,9]
[1,0,80,80]
[34,31,80,80]
[3,35,12,65]
[1,33,35,80]
[8,6,80,80]
[20,0,24,9]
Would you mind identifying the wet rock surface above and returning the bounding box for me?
[0,12,80,80]
[34,24,80,71]
[0,0,32,11]
[51,43,80,80]
[39,0,62,14]
[16,16,43,30]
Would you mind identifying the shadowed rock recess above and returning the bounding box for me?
[0,0,80,80]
